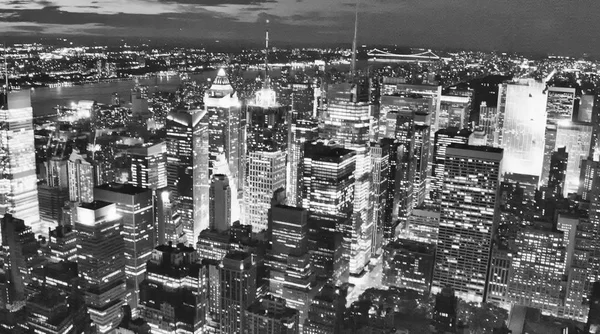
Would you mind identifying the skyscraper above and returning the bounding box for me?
[204,69,241,201]
[287,118,318,206]
[219,251,257,334]
[0,90,40,235]
[166,109,210,244]
[555,121,593,196]
[138,244,207,334]
[432,128,471,203]
[128,142,167,190]
[496,78,547,180]
[76,201,126,334]
[244,150,287,233]
[432,144,503,303]
[268,205,316,332]
[382,238,435,293]
[210,174,231,232]
[94,183,154,315]
[321,83,374,274]
[0,214,37,311]
[245,295,299,334]
[541,86,576,185]
[67,149,96,204]
[507,225,566,317]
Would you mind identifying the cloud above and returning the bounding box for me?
[158,0,273,5]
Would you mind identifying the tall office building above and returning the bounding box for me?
[76,201,126,334]
[219,251,257,334]
[301,141,356,275]
[0,90,40,235]
[541,87,576,185]
[478,102,499,147]
[94,183,154,314]
[555,121,593,196]
[304,284,347,334]
[379,78,441,137]
[128,142,167,190]
[496,78,547,180]
[245,294,299,334]
[166,109,210,244]
[47,224,78,263]
[204,69,241,202]
[0,214,37,311]
[507,225,566,317]
[432,144,503,303]
[287,118,318,206]
[321,83,374,274]
[382,238,435,293]
[67,149,97,204]
[405,206,440,245]
[138,244,207,334]
[370,143,389,255]
[432,128,471,203]
[549,147,568,197]
[268,205,316,332]
[210,174,231,232]
[244,150,287,233]
[439,95,470,130]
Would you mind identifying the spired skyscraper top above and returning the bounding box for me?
[205,68,241,222]
[0,90,40,236]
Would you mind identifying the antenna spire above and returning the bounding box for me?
[350,0,360,80]
[264,19,270,89]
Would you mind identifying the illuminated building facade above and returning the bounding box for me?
[485,246,512,308]
[67,149,96,204]
[244,150,287,233]
[219,251,257,334]
[555,121,593,196]
[379,78,441,137]
[307,214,347,285]
[128,142,167,190]
[438,95,469,130]
[301,141,356,275]
[541,87,576,185]
[76,201,126,334]
[432,144,502,303]
[94,184,154,315]
[304,284,346,334]
[1,214,37,312]
[204,69,241,195]
[0,90,40,235]
[496,79,547,180]
[432,128,471,203]
[138,244,207,334]
[507,226,566,317]
[47,224,78,263]
[478,102,499,147]
[166,109,210,244]
[245,294,299,334]
[370,143,389,254]
[405,206,440,245]
[268,205,316,332]
[549,147,568,197]
[287,118,318,207]
[210,174,231,232]
[382,238,435,293]
[321,83,374,275]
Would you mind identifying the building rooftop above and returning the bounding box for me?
[95,183,150,196]
[79,200,113,211]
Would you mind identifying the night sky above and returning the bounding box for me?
[1,0,599,55]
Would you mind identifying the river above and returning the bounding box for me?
[30,69,269,117]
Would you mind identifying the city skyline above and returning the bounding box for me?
[1,1,600,55]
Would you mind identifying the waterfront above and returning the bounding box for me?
[30,72,217,117]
